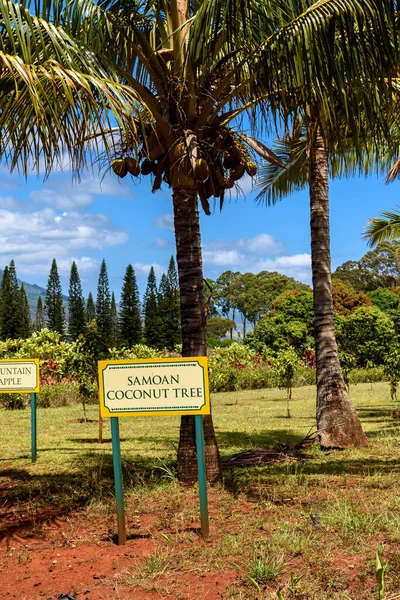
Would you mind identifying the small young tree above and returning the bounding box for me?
[18,284,32,338]
[45,259,65,336]
[96,259,112,352]
[384,348,400,402]
[119,264,142,347]
[35,296,45,331]
[143,266,162,348]
[85,291,96,323]
[68,261,86,339]
[275,348,302,418]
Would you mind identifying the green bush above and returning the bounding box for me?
[207,338,237,348]
[347,367,386,384]
[37,382,85,408]
[0,393,29,410]
[208,342,315,392]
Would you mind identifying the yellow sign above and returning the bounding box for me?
[0,359,40,393]
[98,357,210,418]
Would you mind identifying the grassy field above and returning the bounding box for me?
[2,382,400,599]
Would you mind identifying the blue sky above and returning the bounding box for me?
[0,159,398,300]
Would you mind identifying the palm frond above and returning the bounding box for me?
[363,209,400,247]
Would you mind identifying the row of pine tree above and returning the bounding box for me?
[0,257,181,350]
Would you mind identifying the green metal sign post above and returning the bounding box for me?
[31,392,37,463]
[98,357,211,546]
[110,417,127,545]
[195,415,209,539]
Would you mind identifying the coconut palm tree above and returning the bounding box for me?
[14,0,398,477]
[255,107,400,447]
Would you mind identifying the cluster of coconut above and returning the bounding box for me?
[111,156,140,178]
[110,128,257,205]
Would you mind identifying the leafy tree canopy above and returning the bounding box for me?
[227,271,310,325]
[333,242,400,291]
[336,306,395,368]
[207,317,236,339]
[332,279,372,316]
[367,287,400,314]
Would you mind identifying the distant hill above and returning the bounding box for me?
[0,268,67,314]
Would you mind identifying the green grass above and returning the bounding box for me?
[2,381,400,599]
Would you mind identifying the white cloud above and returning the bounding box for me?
[30,172,134,211]
[202,249,244,267]
[133,262,165,278]
[202,234,311,283]
[259,253,311,269]
[0,195,20,209]
[31,188,94,210]
[0,207,128,276]
[154,213,174,231]
[154,236,171,249]
[237,233,283,254]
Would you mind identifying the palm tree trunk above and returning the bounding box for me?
[308,126,367,448]
[172,186,222,484]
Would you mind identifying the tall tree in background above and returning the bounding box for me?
[119,264,142,347]
[0,266,11,340]
[35,296,45,331]
[8,260,21,337]
[19,285,31,338]
[215,271,240,339]
[86,292,96,323]
[110,291,118,346]
[68,261,86,339]
[143,267,162,348]
[45,259,65,336]
[158,257,181,350]
[96,259,112,352]
[256,131,369,448]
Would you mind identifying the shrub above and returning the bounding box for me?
[0,393,28,410]
[37,382,84,408]
[347,367,385,384]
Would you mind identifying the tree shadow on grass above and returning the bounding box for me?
[215,429,311,453]
[0,451,176,541]
[357,405,394,420]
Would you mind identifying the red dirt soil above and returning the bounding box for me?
[0,515,238,600]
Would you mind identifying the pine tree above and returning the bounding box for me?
[96,259,112,352]
[143,266,162,347]
[158,256,181,350]
[35,296,45,331]
[68,261,86,339]
[86,292,96,322]
[111,291,118,346]
[45,259,65,335]
[119,264,142,347]
[0,261,24,339]
[0,266,11,339]
[18,284,32,338]
[8,260,22,337]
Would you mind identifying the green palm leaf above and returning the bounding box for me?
[364,210,400,247]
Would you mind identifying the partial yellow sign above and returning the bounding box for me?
[0,359,40,393]
[98,357,210,418]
